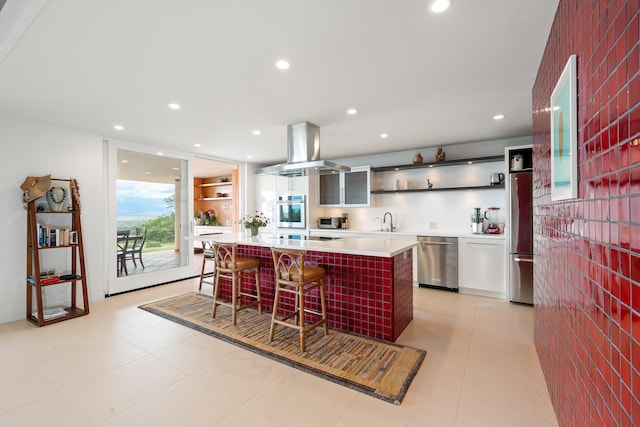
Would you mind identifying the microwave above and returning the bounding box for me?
[318,217,343,229]
[276,195,306,229]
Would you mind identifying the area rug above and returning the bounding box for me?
[139,292,425,405]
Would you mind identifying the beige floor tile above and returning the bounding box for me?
[215,406,285,427]
[0,334,35,380]
[154,332,238,375]
[245,368,360,427]
[0,363,59,416]
[456,370,558,427]
[0,393,92,426]
[38,336,147,389]
[63,355,185,425]
[120,318,197,352]
[100,377,243,427]
[192,348,290,403]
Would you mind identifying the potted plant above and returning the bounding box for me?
[241,211,269,236]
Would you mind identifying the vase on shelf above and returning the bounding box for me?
[250,228,259,236]
[412,152,423,164]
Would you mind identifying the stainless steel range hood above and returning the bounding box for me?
[258,122,351,176]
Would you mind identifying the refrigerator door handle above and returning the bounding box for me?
[514,257,534,262]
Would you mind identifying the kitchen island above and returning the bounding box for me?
[192,233,417,341]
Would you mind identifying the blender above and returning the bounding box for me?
[470,208,483,234]
[484,207,502,234]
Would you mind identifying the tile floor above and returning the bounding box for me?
[0,280,559,426]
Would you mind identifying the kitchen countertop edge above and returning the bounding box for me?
[188,233,418,257]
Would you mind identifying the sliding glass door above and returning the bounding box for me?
[105,140,195,295]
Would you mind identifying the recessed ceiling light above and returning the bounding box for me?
[276,60,290,70]
[172,167,179,170]
[246,155,253,159]
[380,133,388,138]
[168,103,181,110]
[347,108,357,115]
[157,152,163,156]
[145,172,151,175]
[468,161,473,164]
[252,130,261,135]
[493,114,505,120]
[120,159,128,164]
[194,143,201,148]
[429,0,452,13]
[114,125,124,131]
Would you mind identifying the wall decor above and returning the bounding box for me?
[550,54,577,201]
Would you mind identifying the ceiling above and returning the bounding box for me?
[0,0,558,168]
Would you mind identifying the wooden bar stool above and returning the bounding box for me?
[269,248,328,352]
[198,240,216,292]
[212,243,262,325]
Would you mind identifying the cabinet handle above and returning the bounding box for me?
[420,241,455,245]
[514,257,533,262]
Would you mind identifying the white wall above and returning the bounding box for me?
[316,136,531,233]
[0,112,106,323]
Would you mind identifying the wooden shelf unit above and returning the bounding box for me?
[26,178,89,326]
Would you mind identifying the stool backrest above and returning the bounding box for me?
[213,243,238,270]
[271,248,308,284]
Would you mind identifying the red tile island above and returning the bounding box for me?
[194,233,417,342]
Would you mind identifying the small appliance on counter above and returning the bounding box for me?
[484,207,503,234]
[340,212,349,229]
[471,207,483,234]
[318,217,343,229]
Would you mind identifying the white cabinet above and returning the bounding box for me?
[277,175,308,195]
[458,237,506,299]
[318,166,370,207]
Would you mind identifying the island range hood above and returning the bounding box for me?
[258,121,351,176]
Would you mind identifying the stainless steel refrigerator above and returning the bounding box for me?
[509,172,534,305]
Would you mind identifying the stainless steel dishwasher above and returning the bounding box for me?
[417,236,458,291]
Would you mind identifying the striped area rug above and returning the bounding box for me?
[139,292,425,405]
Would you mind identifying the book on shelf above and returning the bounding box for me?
[31,307,67,321]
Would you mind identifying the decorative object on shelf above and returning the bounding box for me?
[218,177,229,183]
[435,147,446,161]
[20,175,51,203]
[241,211,270,236]
[404,181,411,190]
[412,152,423,164]
[426,178,433,189]
[46,186,66,211]
[511,154,523,171]
[393,179,400,191]
[203,209,218,226]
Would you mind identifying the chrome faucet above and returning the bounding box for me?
[374,217,383,231]
[383,211,394,232]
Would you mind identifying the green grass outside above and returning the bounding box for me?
[142,243,175,253]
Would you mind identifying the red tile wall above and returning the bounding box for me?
[532,1,640,426]
[222,245,413,341]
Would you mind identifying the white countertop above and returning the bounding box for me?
[308,228,506,240]
[189,232,418,257]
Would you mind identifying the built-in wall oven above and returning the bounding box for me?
[276,195,306,229]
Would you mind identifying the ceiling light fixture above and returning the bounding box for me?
[380,133,388,138]
[194,143,201,147]
[252,130,261,135]
[429,0,452,13]
[276,60,290,70]
[168,103,181,110]
[493,114,505,120]
[347,108,357,115]
[114,125,124,131]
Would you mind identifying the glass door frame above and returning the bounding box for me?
[104,138,195,296]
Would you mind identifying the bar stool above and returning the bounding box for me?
[269,248,328,352]
[212,243,262,325]
[198,240,216,292]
